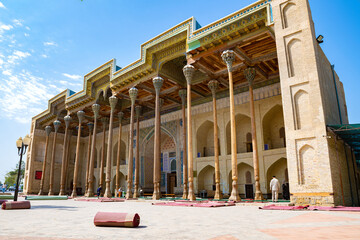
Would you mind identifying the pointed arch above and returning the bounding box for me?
[196,120,221,157]
[282,2,297,29]
[287,38,302,77]
[262,104,285,149]
[226,114,251,154]
[294,89,311,130]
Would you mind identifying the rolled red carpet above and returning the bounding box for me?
[94,212,140,227]
[0,199,8,205]
[1,201,31,210]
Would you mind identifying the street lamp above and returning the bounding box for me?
[15,134,31,201]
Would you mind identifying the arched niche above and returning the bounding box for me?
[294,90,311,130]
[196,120,221,157]
[226,114,251,154]
[99,144,108,167]
[283,2,297,29]
[112,140,126,166]
[298,144,317,185]
[111,173,126,194]
[262,105,285,150]
[287,38,302,78]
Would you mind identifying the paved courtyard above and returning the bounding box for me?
[1,198,360,239]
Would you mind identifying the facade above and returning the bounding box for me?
[24,0,360,206]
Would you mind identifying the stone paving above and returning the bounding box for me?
[1,198,360,239]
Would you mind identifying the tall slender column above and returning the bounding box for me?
[152,77,163,200]
[126,87,138,199]
[84,123,93,196]
[38,126,52,195]
[133,106,142,198]
[64,131,72,194]
[104,95,118,198]
[179,89,188,199]
[59,115,72,195]
[86,104,100,197]
[99,117,108,196]
[71,111,85,198]
[183,65,196,201]
[244,67,264,200]
[48,120,60,196]
[222,50,240,201]
[208,80,222,200]
[115,112,124,197]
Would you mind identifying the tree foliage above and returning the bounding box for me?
[4,161,25,187]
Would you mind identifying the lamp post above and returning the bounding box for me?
[15,134,31,201]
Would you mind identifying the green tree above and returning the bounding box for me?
[4,161,25,187]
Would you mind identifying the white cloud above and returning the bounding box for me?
[25,26,30,31]
[7,50,31,64]
[2,70,11,75]
[0,23,12,32]
[0,2,5,9]
[41,54,48,58]
[24,33,29,37]
[43,41,57,46]
[12,19,23,27]
[63,73,81,80]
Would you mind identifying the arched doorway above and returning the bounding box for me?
[226,114,251,154]
[142,128,177,194]
[198,165,215,198]
[111,173,126,196]
[262,105,285,150]
[228,163,254,199]
[196,120,221,157]
[266,158,288,199]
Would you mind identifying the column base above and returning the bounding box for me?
[214,191,223,200]
[71,190,77,198]
[86,190,94,198]
[133,184,139,198]
[229,181,241,201]
[104,190,112,198]
[59,190,66,196]
[48,190,54,196]
[254,191,264,201]
[182,186,188,199]
[38,189,43,196]
[152,183,160,200]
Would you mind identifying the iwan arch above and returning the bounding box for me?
[24,0,360,206]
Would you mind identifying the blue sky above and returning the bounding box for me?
[0,0,359,182]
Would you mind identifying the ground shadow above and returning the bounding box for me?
[31,205,78,210]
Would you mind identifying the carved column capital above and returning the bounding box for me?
[152,77,164,95]
[45,126,52,136]
[87,122,94,132]
[64,115,72,128]
[101,117,109,125]
[92,104,100,119]
[129,87,138,105]
[77,111,85,124]
[221,50,235,72]
[208,80,219,98]
[244,67,256,86]
[183,64,195,85]
[178,89,186,106]
[53,120,61,132]
[109,95,118,111]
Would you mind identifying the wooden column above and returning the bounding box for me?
[115,112,124,197]
[183,65,196,201]
[99,117,108,196]
[104,95,118,198]
[71,111,85,198]
[126,87,138,199]
[152,77,163,200]
[86,104,100,197]
[221,50,240,201]
[133,105,142,198]
[84,123,93,196]
[48,120,60,196]
[208,80,222,200]
[179,89,188,199]
[38,126,52,195]
[244,67,263,200]
[59,115,72,196]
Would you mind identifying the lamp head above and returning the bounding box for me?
[16,137,23,149]
[316,35,324,43]
[23,134,31,146]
